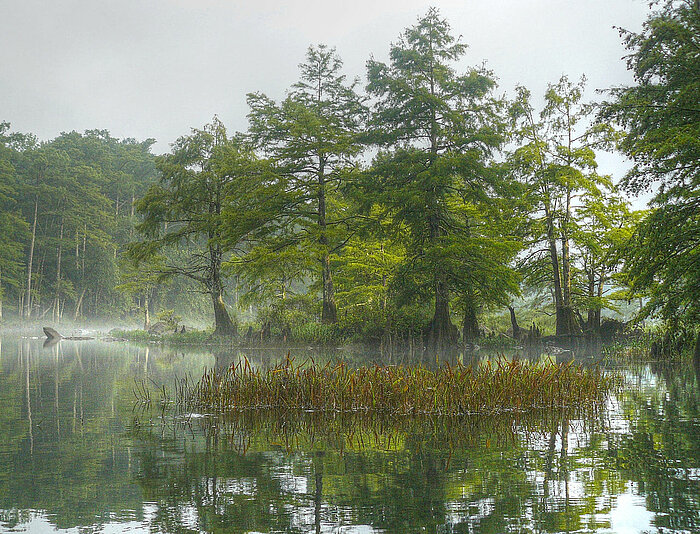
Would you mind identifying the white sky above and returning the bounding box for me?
[0,0,650,189]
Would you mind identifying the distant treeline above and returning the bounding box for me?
[1,3,697,347]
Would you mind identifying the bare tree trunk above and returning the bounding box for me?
[74,288,86,321]
[81,226,86,277]
[54,214,64,323]
[143,293,150,330]
[25,196,38,318]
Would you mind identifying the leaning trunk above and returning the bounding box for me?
[211,289,236,336]
[73,288,86,322]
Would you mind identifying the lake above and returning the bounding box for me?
[0,335,698,533]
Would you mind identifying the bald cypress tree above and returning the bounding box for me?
[365,9,507,346]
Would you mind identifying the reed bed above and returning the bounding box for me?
[181,356,618,416]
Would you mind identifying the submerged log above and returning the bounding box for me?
[43,326,62,339]
[42,326,93,341]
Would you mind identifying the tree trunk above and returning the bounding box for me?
[321,254,337,324]
[81,226,86,276]
[545,214,568,336]
[318,159,337,324]
[586,269,600,333]
[426,277,458,346]
[211,289,236,336]
[74,288,86,322]
[25,196,38,318]
[143,293,150,330]
[508,305,522,340]
[209,246,236,337]
[559,224,580,336]
[53,215,64,323]
[462,300,479,343]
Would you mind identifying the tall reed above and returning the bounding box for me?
[182,356,618,416]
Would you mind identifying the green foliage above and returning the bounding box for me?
[0,124,158,322]
[241,45,366,324]
[601,0,700,328]
[0,122,30,310]
[510,76,625,335]
[363,9,518,343]
[3,6,693,347]
[130,118,268,335]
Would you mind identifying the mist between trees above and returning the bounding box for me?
[1,3,698,350]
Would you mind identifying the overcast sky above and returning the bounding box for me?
[1,0,650,183]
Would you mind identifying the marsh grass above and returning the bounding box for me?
[180,356,618,417]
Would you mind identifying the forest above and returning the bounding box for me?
[0,2,698,351]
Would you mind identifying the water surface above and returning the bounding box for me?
[0,336,697,533]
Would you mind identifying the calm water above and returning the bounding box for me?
[0,336,698,533]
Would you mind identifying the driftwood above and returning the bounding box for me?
[43,326,94,341]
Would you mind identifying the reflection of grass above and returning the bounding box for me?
[130,404,601,455]
[193,409,593,454]
[603,335,654,361]
[180,356,619,416]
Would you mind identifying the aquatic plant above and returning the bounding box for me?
[180,356,618,416]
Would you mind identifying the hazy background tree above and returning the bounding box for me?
[130,119,263,335]
[510,77,615,336]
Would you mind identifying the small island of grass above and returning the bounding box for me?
[178,357,618,417]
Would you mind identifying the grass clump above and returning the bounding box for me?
[183,356,618,416]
